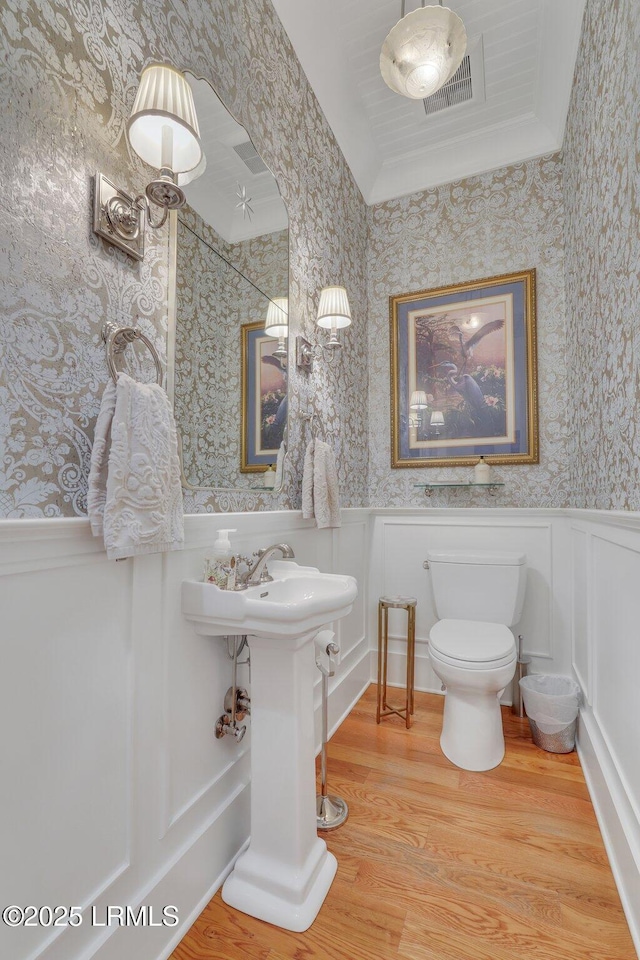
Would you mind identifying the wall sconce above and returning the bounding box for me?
[264,297,289,362]
[430,410,445,436]
[408,390,429,427]
[296,286,352,370]
[93,63,205,261]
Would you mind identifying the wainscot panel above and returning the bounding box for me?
[2,508,638,960]
[368,509,570,702]
[0,510,369,960]
[570,511,640,957]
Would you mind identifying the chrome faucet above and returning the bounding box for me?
[241,543,295,586]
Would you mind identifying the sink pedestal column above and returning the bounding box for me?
[222,628,337,931]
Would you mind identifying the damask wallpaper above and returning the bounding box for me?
[367,154,571,508]
[0,0,369,517]
[3,0,636,519]
[563,0,640,509]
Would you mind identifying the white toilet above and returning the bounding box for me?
[427,550,527,772]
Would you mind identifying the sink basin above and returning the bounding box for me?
[182,560,357,640]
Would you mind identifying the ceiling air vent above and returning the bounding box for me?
[423,55,472,116]
[422,36,485,118]
[233,140,269,176]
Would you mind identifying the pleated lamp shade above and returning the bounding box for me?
[380,6,467,100]
[265,297,289,339]
[316,286,352,330]
[127,64,202,174]
[178,151,207,186]
[410,391,429,410]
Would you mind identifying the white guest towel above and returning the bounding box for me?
[87,373,184,560]
[301,438,341,529]
[87,379,117,537]
[301,440,315,520]
[274,440,286,490]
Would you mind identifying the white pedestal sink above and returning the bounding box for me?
[181,561,358,932]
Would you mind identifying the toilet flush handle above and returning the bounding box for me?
[423,560,430,570]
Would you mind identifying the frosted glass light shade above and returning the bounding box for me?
[265,297,289,339]
[127,64,202,174]
[410,390,429,410]
[380,6,467,100]
[316,286,351,330]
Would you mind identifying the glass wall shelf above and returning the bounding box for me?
[414,482,504,498]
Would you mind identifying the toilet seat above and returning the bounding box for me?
[430,619,516,670]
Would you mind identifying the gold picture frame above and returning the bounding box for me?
[390,269,538,468]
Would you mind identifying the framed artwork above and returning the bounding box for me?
[240,321,287,472]
[390,270,538,467]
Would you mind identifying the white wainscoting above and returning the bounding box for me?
[368,509,571,701]
[0,510,370,960]
[2,507,639,960]
[568,511,640,956]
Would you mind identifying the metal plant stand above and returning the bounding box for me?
[377,596,417,728]
[316,634,348,831]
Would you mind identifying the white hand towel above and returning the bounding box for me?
[89,373,184,560]
[301,437,341,528]
[302,439,315,520]
[87,379,117,537]
[313,439,341,528]
[274,440,286,490]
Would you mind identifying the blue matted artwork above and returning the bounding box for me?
[390,270,538,467]
[241,321,287,471]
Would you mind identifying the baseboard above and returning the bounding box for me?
[577,709,640,958]
[91,786,251,960]
[155,839,250,960]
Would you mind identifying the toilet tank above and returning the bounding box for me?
[427,550,527,626]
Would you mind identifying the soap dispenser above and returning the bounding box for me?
[263,465,276,489]
[473,456,491,484]
[204,529,237,588]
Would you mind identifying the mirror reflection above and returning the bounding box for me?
[169,74,289,490]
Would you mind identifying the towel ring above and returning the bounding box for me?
[101,321,163,386]
[302,411,328,442]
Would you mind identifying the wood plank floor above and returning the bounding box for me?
[170,686,637,960]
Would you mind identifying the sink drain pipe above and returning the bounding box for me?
[315,630,348,831]
[215,635,250,741]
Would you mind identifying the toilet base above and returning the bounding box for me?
[430,654,516,771]
[440,687,506,771]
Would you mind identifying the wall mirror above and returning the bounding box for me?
[167,74,289,491]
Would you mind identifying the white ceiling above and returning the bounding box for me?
[183,74,287,243]
[270,0,586,205]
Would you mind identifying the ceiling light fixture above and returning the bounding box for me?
[380,1,467,101]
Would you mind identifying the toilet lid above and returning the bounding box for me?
[430,619,515,663]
